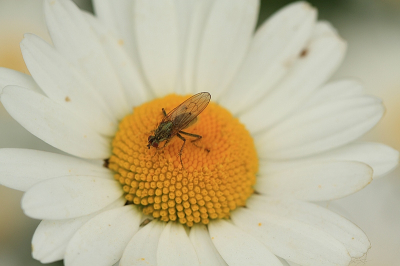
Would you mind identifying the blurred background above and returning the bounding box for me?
[0,0,399,265]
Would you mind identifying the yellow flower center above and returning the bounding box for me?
[108,94,258,226]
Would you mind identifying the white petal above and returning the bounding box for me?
[241,23,346,133]
[256,95,385,159]
[195,0,259,100]
[0,67,41,93]
[157,222,200,266]
[120,220,166,266]
[278,257,291,266]
[92,0,137,61]
[22,175,123,220]
[312,21,338,37]
[208,219,282,266]
[181,0,213,94]
[255,161,373,201]
[32,197,125,263]
[84,13,150,108]
[247,195,370,258]
[1,86,111,159]
[189,225,227,266]
[44,0,130,119]
[20,33,118,136]
[172,0,199,95]
[133,0,180,97]
[260,142,399,179]
[220,2,316,114]
[0,149,112,191]
[302,79,365,109]
[64,206,141,266]
[231,207,351,266]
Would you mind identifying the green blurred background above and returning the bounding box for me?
[0,0,399,265]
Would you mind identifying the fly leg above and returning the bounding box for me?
[176,133,187,168]
[179,130,210,154]
[179,131,204,149]
[179,131,202,143]
[178,132,207,167]
[162,108,167,117]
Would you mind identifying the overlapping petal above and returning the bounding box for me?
[255,161,373,201]
[240,22,346,133]
[193,0,259,100]
[0,67,41,93]
[260,142,399,178]
[32,197,125,263]
[181,0,214,94]
[22,175,123,220]
[64,206,141,266]
[220,2,316,113]
[231,208,351,266]
[1,86,111,159]
[302,79,365,109]
[189,225,227,266]
[132,0,181,97]
[0,149,112,191]
[44,0,130,119]
[247,195,370,258]
[120,220,165,266]
[20,33,118,136]
[208,219,283,266]
[256,95,384,159]
[157,222,200,266]
[84,13,150,108]
[92,0,137,61]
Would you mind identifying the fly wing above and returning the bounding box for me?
[162,92,211,134]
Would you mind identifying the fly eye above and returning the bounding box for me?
[152,142,159,148]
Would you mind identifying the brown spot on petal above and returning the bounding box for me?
[300,49,308,57]
[65,96,71,102]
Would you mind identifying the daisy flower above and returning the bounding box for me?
[0,0,398,265]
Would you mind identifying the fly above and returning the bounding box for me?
[147,92,211,168]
